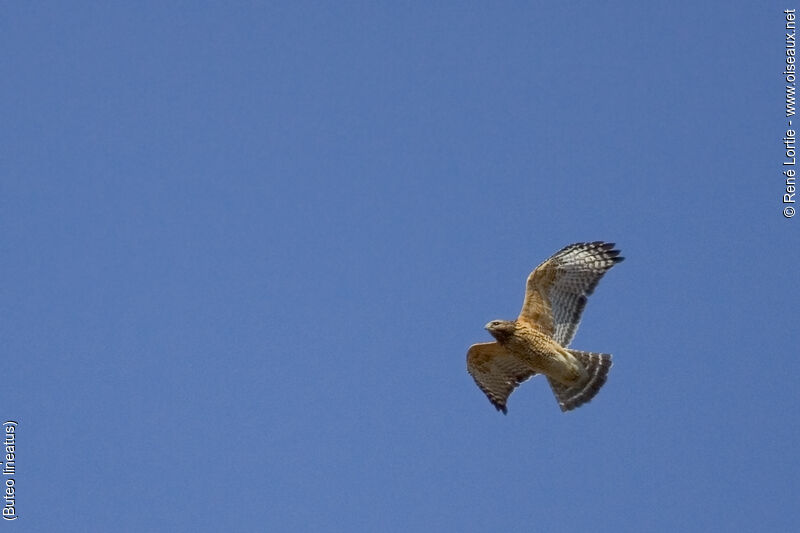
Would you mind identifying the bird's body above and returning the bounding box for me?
[467,241,623,413]
[486,320,585,385]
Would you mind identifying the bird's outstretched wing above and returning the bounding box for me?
[466,342,536,414]
[518,241,624,347]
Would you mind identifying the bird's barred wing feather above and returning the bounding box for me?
[518,241,623,347]
[466,342,536,414]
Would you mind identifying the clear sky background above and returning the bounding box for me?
[2,2,798,532]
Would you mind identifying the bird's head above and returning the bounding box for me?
[485,320,516,343]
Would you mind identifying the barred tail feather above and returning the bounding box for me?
[548,351,612,412]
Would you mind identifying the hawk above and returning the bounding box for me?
[467,241,624,413]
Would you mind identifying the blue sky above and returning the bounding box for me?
[2,2,797,532]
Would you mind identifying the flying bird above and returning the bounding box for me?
[467,241,624,413]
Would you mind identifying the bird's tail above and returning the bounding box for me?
[548,350,612,412]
